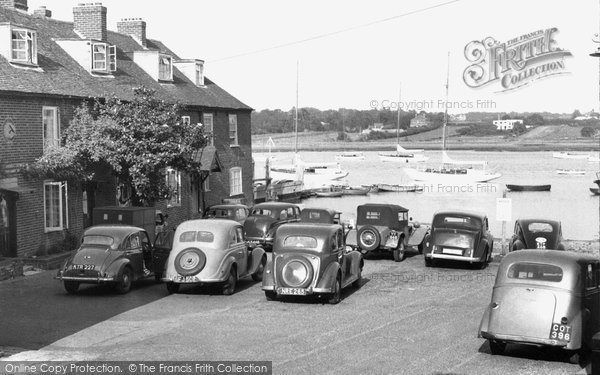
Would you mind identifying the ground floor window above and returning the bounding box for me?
[229,167,242,196]
[166,168,181,207]
[44,181,68,232]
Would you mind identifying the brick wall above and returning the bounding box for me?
[73,3,107,41]
[116,18,146,47]
[0,0,28,11]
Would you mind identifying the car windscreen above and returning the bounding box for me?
[82,235,114,246]
[251,208,275,218]
[207,209,232,218]
[179,231,214,243]
[433,232,474,248]
[507,262,563,282]
[527,222,554,233]
[283,236,318,249]
[434,215,482,228]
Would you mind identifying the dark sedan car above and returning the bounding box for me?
[423,211,493,268]
[262,223,363,304]
[509,219,565,251]
[243,202,301,250]
[204,204,249,224]
[56,225,167,294]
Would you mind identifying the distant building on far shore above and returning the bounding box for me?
[493,119,523,131]
[410,113,431,128]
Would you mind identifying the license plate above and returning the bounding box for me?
[72,264,95,270]
[549,323,571,342]
[442,248,463,255]
[175,275,199,283]
[277,288,307,296]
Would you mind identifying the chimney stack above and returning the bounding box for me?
[0,0,28,11]
[117,18,147,47]
[33,6,51,18]
[73,3,107,41]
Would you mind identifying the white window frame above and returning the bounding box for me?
[159,54,173,81]
[196,62,204,86]
[181,116,191,126]
[229,167,242,196]
[42,106,60,149]
[203,175,210,192]
[166,168,181,207]
[203,113,214,146]
[91,42,117,73]
[11,28,37,65]
[228,114,238,146]
[44,181,68,232]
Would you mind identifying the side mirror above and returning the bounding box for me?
[413,221,421,228]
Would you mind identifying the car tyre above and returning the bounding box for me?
[64,281,79,294]
[357,225,380,251]
[327,275,342,305]
[166,282,180,294]
[265,291,277,301]
[114,267,133,294]
[477,249,489,269]
[488,340,506,355]
[251,256,267,282]
[222,267,237,295]
[393,241,405,262]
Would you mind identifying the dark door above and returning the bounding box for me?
[0,191,17,258]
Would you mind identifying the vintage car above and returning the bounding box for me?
[299,207,341,224]
[243,202,301,250]
[163,219,266,295]
[509,219,566,251]
[478,250,600,363]
[204,204,249,224]
[56,225,167,294]
[345,203,428,262]
[262,223,363,304]
[422,210,493,268]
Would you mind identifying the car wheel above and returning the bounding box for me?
[265,291,277,301]
[222,267,237,295]
[477,250,488,269]
[64,281,79,294]
[488,340,506,355]
[251,256,267,282]
[357,226,380,251]
[114,267,133,294]
[352,265,362,288]
[166,282,180,294]
[327,275,342,305]
[393,241,405,262]
[425,258,433,267]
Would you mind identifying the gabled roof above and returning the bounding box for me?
[0,7,252,110]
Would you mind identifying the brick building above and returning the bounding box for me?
[0,1,253,258]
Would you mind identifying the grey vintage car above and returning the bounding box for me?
[345,203,428,262]
[243,202,301,250]
[509,219,565,251]
[163,219,266,295]
[204,204,249,224]
[262,222,363,304]
[423,210,493,268]
[478,250,600,363]
[56,225,167,294]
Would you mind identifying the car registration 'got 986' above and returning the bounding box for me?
[72,264,95,270]
[549,323,571,342]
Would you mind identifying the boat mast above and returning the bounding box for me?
[396,83,401,145]
[294,60,299,156]
[442,52,450,151]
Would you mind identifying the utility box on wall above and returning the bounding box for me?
[92,206,156,241]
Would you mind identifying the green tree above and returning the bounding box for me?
[512,121,527,134]
[25,87,207,206]
[572,109,582,119]
[524,113,545,126]
[581,127,596,137]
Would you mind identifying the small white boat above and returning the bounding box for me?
[403,151,501,183]
[556,169,586,175]
[553,152,589,160]
[335,151,365,161]
[379,144,428,163]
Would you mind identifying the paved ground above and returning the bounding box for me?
[1,252,592,374]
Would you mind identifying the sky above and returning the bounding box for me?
[25,0,600,114]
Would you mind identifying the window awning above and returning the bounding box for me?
[0,178,36,197]
[192,146,222,173]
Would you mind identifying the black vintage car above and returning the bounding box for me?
[345,203,428,262]
[56,225,170,294]
[508,219,565,251]
[262,222,363,304]
[204,204,249,224]
[243,202,301,250]
[423,211,493,268]
[299,207,341,224]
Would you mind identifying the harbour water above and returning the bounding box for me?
[254,150,600,241]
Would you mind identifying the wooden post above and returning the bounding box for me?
[501,189,507,256]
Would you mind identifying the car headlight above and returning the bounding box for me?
[282,260,309,287]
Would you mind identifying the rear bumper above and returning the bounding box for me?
[261,286,335,295]
[426,253,482,262]
[56,275,115,283]
[480,331,569,348]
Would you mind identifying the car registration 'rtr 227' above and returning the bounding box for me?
[71,264,95,270]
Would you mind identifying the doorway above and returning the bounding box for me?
[0,190,17,257]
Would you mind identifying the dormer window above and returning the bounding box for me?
[196,63,204,86]
[11,28,37,65]
[92,42,116,73]
[159,54,172,81]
